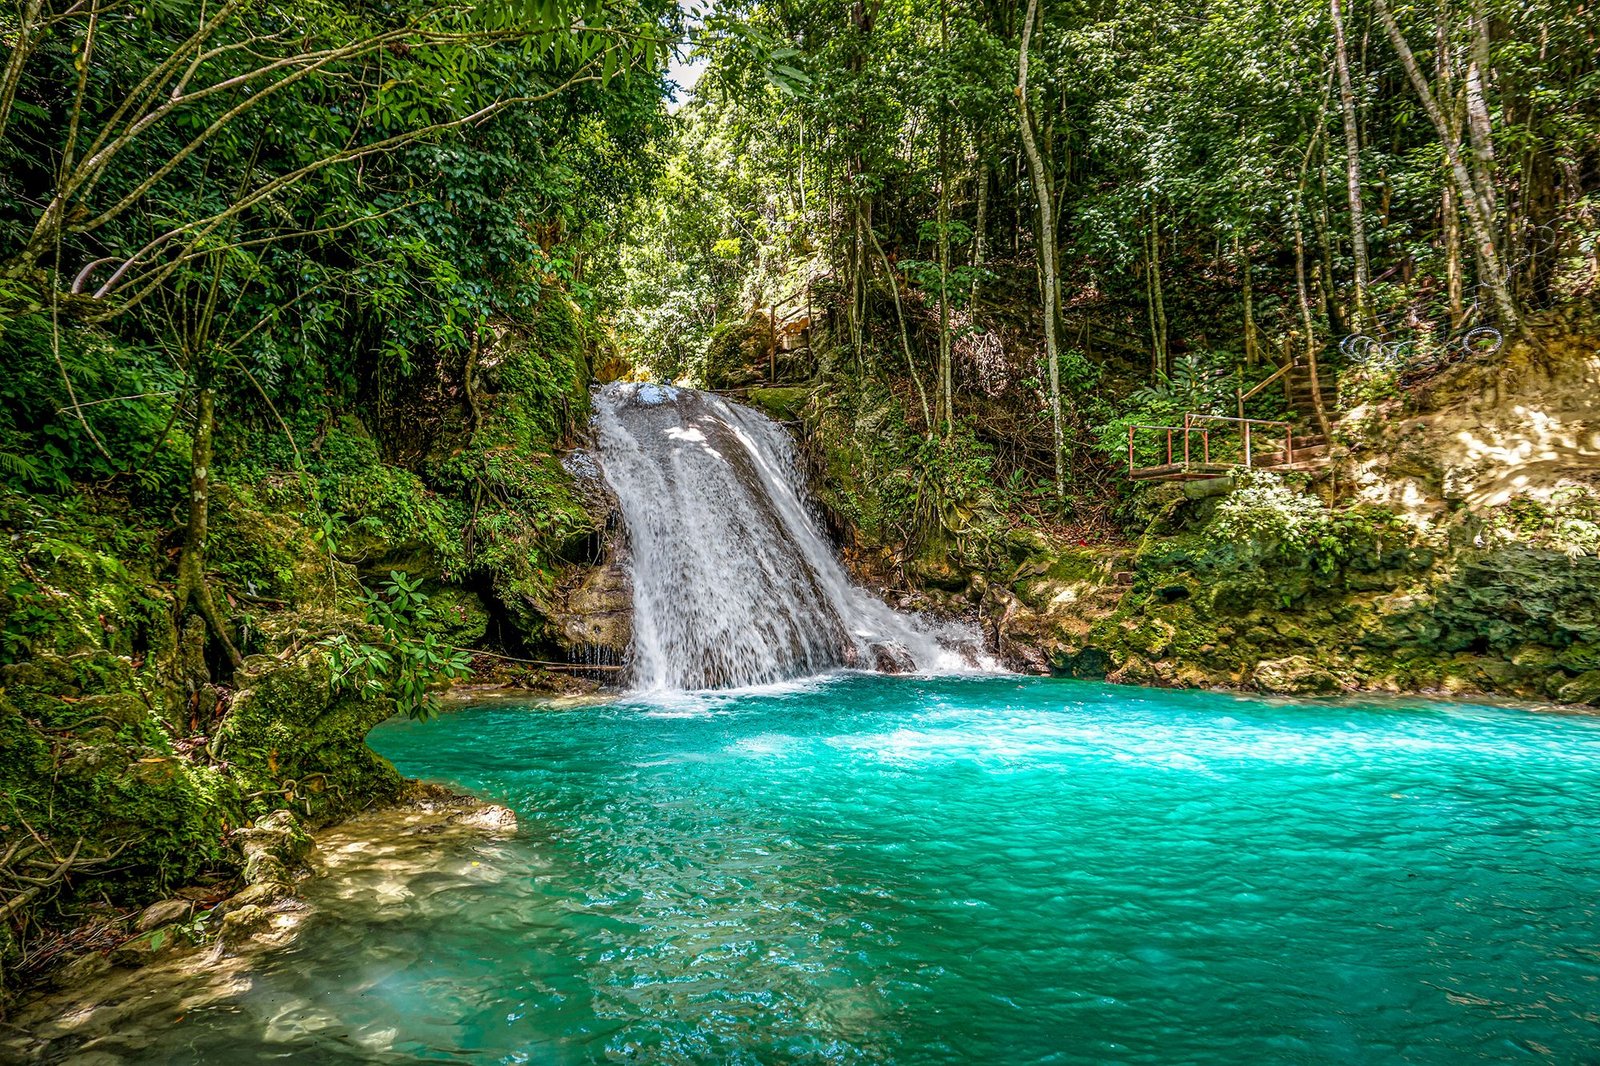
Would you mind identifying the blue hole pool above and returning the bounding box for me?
[93,676,1600,1062]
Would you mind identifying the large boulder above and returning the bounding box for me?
[1250,655,1343,696]
[704,313,775,389]
[216,651,403,823]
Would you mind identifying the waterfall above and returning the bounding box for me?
[592,382,990,691]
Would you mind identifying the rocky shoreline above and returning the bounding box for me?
[0,783,516,1063]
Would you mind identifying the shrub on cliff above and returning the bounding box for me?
[1211,470,1407,574]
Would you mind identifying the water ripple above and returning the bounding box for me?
[62,677,1600,1063]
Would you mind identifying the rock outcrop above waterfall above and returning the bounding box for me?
[549,552,633,664]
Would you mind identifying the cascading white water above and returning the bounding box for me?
[592,382,990,691]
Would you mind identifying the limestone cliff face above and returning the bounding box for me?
[535,450,633,668]
[981,536,1600,706]
[546,548,633,665]
[1345,303,1600,522]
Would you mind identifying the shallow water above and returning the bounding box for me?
[47,677,1600,1062]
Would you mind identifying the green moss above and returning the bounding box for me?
[748,386,810,422]
[310,420,466,579]
[800,362,1013,572]
[1043,549,1103,584]
[480,295,591,452]
[0,489,170,665]
[0,652,238,904]
[217,651,404,824]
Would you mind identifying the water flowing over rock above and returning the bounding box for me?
[592,382,989,690]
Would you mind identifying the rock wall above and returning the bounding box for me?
[979,532,1600,705]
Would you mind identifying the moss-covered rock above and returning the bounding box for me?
[0,650,235,895]
[415,587,489,646]
[217,651,403,823]
[747,386,811,422]
[1251,656,1343,695]
[942,482,1600,709]
[704,313,774,389]
[232,810,317,885]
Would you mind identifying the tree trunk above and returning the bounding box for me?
[1464,0,1498,233]
[1375,0,1518,331]
[1017,0,1066,504]
[1436,11,1465,328]
[1145,234,1159,377]
[971,147,988,307]
[1149,207,1169,375]
[0,0,44,145]
[1240,236,1258,366]
[174,376,244,671]
[1295,115,1333,438]
[1330,0,1370,330]
[936,4,954,438]
[1294,216,1333,438]
[1442,177,1464,327]
[868,224,933,435]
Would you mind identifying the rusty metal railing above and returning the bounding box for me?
[1127,414,1294,477]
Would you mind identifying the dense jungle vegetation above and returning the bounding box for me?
[612,0,1597,531]
[1,0,1597,1007]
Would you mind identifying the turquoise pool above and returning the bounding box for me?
[104,676,1600,1062]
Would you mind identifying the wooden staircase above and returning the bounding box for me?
[1283,359,1339,429]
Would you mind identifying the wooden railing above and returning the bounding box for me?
[1127,414,1294,478]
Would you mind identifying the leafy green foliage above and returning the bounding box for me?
[323,572,473,720]
[1093,352,1240,467]
[1212,471,1409,574]
[1479,488,1600,558]
[0,317,188,498]
[809,368,1015,566]
[0,488,167,665]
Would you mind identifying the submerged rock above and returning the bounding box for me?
[48,952,112,989]
[447,804,518,834]
[6,785,526,1061]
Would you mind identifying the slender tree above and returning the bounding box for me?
[1016,0,1066,503]
[1374,0,1518,331]
[1330,0,1371,330]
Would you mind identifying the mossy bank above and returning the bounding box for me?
[0,292,618,1008]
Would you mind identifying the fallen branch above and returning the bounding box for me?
[445,644,624,672]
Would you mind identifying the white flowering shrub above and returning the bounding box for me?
[1211,470,1333,553]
